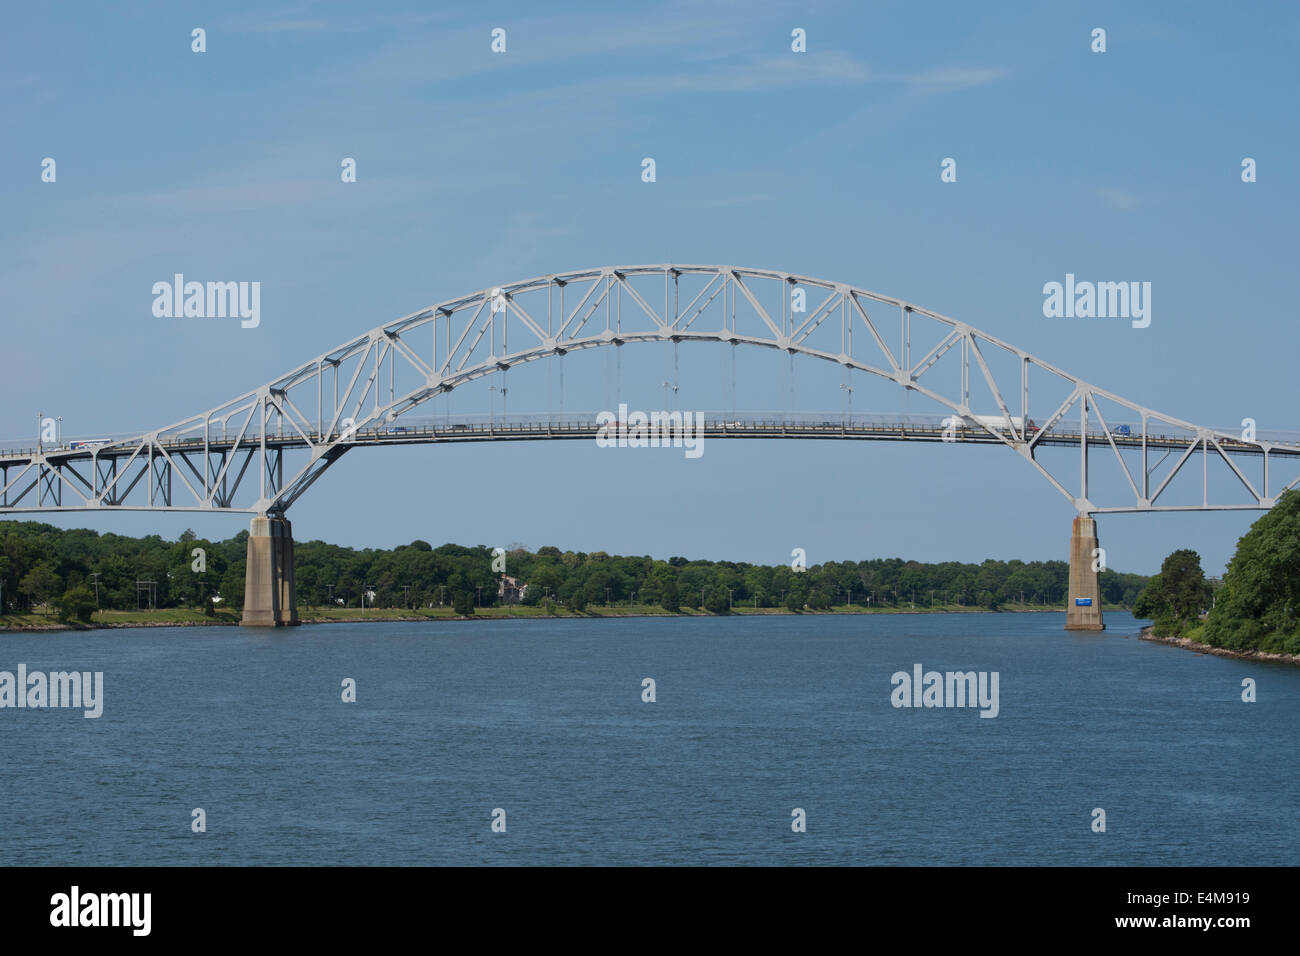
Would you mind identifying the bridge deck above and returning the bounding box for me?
[2,413,1296,465]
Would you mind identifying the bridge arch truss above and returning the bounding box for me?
[2,264,1297,516]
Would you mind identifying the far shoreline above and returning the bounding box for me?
[0,602,1108,634]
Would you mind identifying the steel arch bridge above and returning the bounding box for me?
[3,264,1298,519]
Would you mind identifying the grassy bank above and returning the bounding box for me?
[1138,623,1300,665]
[0,607,244,630]
[0,600,1134,632]
[301,601,1074,622]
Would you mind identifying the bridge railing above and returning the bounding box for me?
[5,413,1300,454]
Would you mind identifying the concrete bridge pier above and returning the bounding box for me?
[1064,515,1104,631]
[242,514,299,626]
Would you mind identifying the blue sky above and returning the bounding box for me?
[2,1,1298,576]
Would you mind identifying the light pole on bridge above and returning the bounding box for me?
[488,385,507,428]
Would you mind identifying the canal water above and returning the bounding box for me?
[1,612,1295,865]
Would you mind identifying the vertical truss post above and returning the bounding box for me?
[1142,417,1149,501]
[259,399,267,502]
[1021,356,1028,422]
[1079,392,1090,504]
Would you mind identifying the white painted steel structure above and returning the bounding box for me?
[2,265,1295,516]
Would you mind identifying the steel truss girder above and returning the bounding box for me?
[2,264,1296,516]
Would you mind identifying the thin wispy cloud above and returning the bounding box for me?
[227,10,458,34]
[1094,186,1139,210]
[613,56,1005,95]
[237,19,334,34]
[895,67,1008,92]
[668,194,771,209]
[112,176,417,216]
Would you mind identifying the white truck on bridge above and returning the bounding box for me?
[965,414,1037,435]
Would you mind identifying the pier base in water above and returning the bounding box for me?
[1065,515,1105,631]
[242,515,298,627]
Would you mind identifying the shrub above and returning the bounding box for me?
[54,586,96,624]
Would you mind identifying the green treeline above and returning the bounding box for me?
[0,526,247,622]
[1134,488,1300,655]
[0,520,1148,618]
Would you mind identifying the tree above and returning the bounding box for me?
[704,587,730,614]
[20,562,61,614]
[1203,489,1300,654]
[1133,549,1211,637]
[524,562,563,606]
[219,561,246,612]
[452,590,475,615]
[785,579,807,612]
[54,586,96,624]
[806,586,832,611]
[659,578,680,613]
[1132,574,1163,620]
